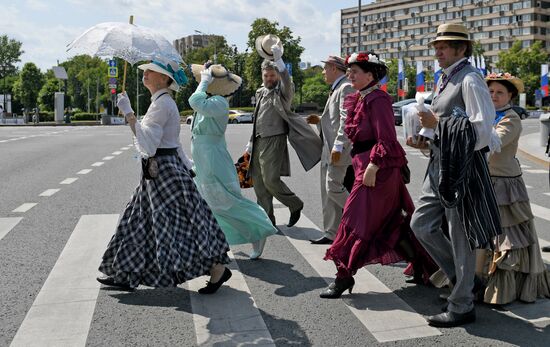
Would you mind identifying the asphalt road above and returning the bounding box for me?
[0,122,549,347]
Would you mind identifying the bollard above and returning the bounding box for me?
[540,113,550,146]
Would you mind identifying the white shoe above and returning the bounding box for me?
[249,237,267,260]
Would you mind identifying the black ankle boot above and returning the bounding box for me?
[320,277,355,299]
[198,267,232,294]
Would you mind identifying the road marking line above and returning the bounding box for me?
[111,151,123,155]
[60,178,78,185]
[77,169,92,175]
[0,217,22,241]
[102,156,115,160]
[273,206,441,342]
[12,203,37,213]
[39,189,60,197]
[531,203,550,222]
[187,251,275,346]
[524,169,548,174]
[91,162,104,167]
[9,214,119,347]
[521,164,532,169]
[120,147,130,151]
[543,192,550,197]
[525,185,533,189]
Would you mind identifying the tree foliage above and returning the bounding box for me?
[496,40,549,105]
[12,62,44,109]
[244,18,305,98]
[38,78,62,111]
[385,58,417,100]
[0,35,24,78]
[299,73,330,107]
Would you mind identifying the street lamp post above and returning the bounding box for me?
[194,30,217,63]
[0,65,6,114]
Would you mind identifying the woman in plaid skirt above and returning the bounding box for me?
[97,59,232,294]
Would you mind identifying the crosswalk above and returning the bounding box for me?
[3,203,550,346]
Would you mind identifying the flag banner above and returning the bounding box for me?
[434,60,442,86]
[542,64,549,97]
[398,59,405,97]
[416,61,424,92]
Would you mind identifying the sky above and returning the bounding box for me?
[0,0,368,72]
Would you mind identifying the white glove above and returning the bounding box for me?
[245,141,252,154]
[271,45,283,61]
[117,92,134,116]
[200,67,213,84]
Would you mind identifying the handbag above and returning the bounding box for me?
[141,157,159,180]
[235,152,253,188]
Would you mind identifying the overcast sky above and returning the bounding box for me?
[0,0,371,72]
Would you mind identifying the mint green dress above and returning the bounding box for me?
[188,85,277,245]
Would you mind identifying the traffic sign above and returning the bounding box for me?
[108,77,117,84]
[109,59,117,67]
[108,67,118,77]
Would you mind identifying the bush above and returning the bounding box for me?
[39,111,54,122]
[72,112,101,121]
[180,109,194,117]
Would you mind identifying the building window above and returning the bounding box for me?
[500,17,510,25]
[473,8,481,16]
[482,7,490,15]
[522,40,531,48]
[513,2,522,10]
[523,0,532,7]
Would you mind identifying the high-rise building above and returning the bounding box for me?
[341,0,550,69]
[173,34,223,58]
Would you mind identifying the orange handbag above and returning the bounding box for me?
[235,152,253,188]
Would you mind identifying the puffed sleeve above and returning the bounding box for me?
[134,101,169,158]
[368,94,407,169]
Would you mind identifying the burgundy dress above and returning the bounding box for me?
[324,87,435,281]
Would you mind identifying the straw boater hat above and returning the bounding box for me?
[485,72,525,96]
[191,64,242,97]
[255,34,284,60]
[321,56,347,71]
[138,60,188,92]
[429,23,472,45]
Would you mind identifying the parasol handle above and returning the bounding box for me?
[121,15,134,93]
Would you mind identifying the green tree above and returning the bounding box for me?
[299,73,330,107]
[38,77,62,111]
[12,63,44,110]
[244,18,305,102]
[496,40,549,105]
[0,35,24,78]
[385,58,416,100]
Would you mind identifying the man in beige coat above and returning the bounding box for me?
[307,56,354,244]
[247,45,322,228]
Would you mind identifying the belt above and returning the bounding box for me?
[155,148,178,156]
[350,140,377,157]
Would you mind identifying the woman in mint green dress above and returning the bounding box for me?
[189,63,277,259]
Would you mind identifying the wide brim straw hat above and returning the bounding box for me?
[429,23,472,45]
[191,64,242,97]
[255,34,284,60]
[138,60,186,92]
[485,72,525,94]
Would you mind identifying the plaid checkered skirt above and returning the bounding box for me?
[99,154,230,288]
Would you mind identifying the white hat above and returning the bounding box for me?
[255,34,284,61]
[137,60,188,92]
[191,64,242,97]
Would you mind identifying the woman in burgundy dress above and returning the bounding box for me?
[321,52,436,298]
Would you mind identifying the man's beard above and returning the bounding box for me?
[264,81,277,89]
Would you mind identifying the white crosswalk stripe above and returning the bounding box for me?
[187,252,275,346]
[10,214,119,347]
[274,206,441,342]
[0,217,22,241]
[12,203,37,213]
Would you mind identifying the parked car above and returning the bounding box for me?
[392,93,433,125]
[512,105,529,119]
[228,110,251,124]
[234,112,253,123]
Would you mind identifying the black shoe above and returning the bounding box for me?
[287,207,302,227]
[320,277,355,299]
[96,276,135,291]
[542,246,550,252]
[310,237,333,245]
[198,267,232,294]
[427,309,476,327]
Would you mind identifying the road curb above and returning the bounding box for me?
[517,147,550,167]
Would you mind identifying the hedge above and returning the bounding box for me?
[72,112,102,121]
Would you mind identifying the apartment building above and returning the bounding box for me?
[341,0,550,69]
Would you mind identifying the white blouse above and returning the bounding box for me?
[134,88,193,169]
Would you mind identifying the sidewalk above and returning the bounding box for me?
[518,132,550,166]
